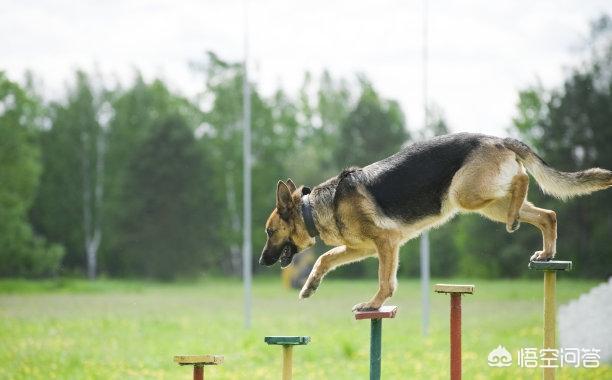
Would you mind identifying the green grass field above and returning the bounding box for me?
[0,277,610,379]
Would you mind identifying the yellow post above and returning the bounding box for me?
[528,260,571,380]
[281,267,293,289]
[543,270,556,380]
[265,336,309,379]
[282,345,293,380]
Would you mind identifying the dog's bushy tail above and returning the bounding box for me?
[503,138,612,200]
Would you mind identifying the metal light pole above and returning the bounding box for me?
[420,231,430,336]
[242,0,252,329]
[420,0,431,337]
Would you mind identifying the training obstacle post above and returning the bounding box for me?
[264,336,310,380]
[434,284,475,380]
[174,355,224,380]
[354,305,398,380]
[528,260,572,380]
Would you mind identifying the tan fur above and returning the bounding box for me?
[504,138,612,199]
[262,138,607,311]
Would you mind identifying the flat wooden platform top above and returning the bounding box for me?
[354,305,398,320]
[264,336,310,345]
[174,355,224,365]
[528,260,573,271]
[434,284,475,294]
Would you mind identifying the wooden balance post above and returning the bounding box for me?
[528,260,572,380]
[174,355,224,380]
[264,336,310,380]
[434,284,475,380]
[354,305,398,380]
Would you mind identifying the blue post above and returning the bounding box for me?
[370,318,382,380]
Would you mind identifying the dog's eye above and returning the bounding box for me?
[266,228,276,238]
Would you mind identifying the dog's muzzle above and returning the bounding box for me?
[259,241,298,268]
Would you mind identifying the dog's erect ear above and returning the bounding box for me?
[276,180,294,217]
[286,178,297,193]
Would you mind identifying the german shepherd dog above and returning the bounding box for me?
[259,133,612,311]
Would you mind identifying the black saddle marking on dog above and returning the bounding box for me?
[503,137,549,166]
[363,133,484,223]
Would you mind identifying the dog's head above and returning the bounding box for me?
[259,179,315,268]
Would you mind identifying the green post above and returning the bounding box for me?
[370,318,382,380]
[354,305,398,380]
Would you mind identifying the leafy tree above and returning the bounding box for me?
[0,72,64,277]
[417,103,450,140]
[101,76,208,276]
[284,71,353,185]
[511,84,547,150]
[334,78,409,168]
[193,52,299,275]
[31,71,104,277]
[13,23,611,281]
[510,16,612,278]
[192,53,255,275]
[328,78,411,277]
[114,116,218,279]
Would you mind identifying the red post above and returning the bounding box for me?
[450,293,462,380]
[174,355,222,379]
[193,365,204,380]
[434,284,473,380]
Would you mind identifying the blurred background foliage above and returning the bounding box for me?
[1,17,611,280]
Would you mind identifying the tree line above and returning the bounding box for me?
[1,18,611,279]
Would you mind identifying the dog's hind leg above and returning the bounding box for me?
[519,202,557,260]
[299,246,374,299]
[352,239,399,311]
[478,198,557,261]
[506,170,529,233]
[453,152,529,233]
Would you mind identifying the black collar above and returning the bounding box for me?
[300,194,319,238]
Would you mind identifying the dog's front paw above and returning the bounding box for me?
[530,250,554,261]
[299,278,320,299]
[298,287,313,299]
[352,301,381,312]
[506,219,520,233]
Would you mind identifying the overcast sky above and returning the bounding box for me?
[2,0,612,136]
